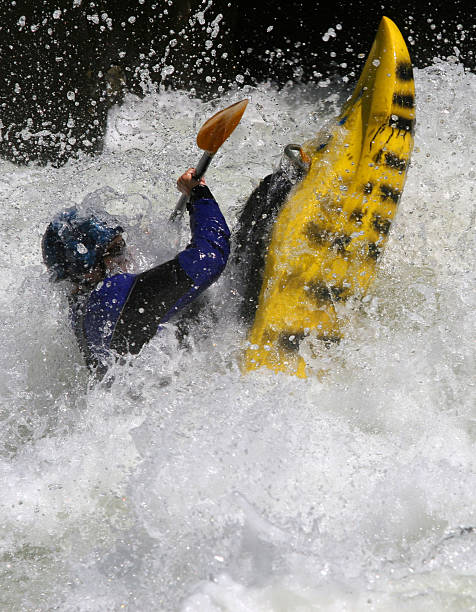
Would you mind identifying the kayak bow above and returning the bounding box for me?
[243,16,415,377]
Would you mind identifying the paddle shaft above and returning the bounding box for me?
[169,152,215,221]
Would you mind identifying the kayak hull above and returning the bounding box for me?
[243,16,415,377]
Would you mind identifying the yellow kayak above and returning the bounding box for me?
[243,16,415,377]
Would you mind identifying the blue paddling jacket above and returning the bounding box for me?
[70,185,230,373]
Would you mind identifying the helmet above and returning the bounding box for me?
[42,208,124,282]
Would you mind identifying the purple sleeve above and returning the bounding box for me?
[177,184,230,287]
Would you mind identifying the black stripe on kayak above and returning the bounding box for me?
[393,93,415,109]
[350,208,364,223]
[380,184,400,203]
[305,222,352,254]
[389,115,414,133]
[332,234,352,254]
[317,335,341,347]
[396,62,413,81]
[306,281,346,303]
[279,332,306,352]
[385,152,408,171]
[305,221,329,246]
[372,213,391,235]
[373,149,383,164]
[368,242,382,260]
[279,331,341,351]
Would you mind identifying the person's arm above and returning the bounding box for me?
[109,173,230,355]
[178,182,230,285]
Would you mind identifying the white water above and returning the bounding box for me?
[0,61,475,611]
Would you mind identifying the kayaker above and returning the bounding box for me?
[42,169,230,377]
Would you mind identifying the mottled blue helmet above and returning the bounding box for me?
[42,208,124,282]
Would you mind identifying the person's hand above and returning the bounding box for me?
[177,168,206,197]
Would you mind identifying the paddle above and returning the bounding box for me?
[169,99,249,221]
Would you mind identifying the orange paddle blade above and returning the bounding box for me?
[196,99,248,154]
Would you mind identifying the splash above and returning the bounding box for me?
[0,60,475,610]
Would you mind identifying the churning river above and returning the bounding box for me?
[0,59,475,610]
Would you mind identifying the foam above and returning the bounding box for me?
[0,60,475,610]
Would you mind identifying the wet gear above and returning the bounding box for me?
[42,208,124,282]
[232,169,296,323]
[69,185,230,374]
